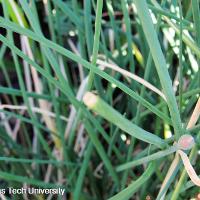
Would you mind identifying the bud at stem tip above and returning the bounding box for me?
[83,92,98,109]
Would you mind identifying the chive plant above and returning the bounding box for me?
[0,0,199,199]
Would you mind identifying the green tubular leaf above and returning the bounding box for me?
[0,157,76,166]
[84,0,93,56]
[106,0,123,63]
[73,142,93,200]
[83,92,167,149]
[87,0,103,90]
[192,0,200,47]
[116,145,177,172]
[121,0,135,72]
[0,86,67,102]
[0,171,65,189]
[108,162,155,200]
[191,0,200,86]
[134,0,183,139]
[52,0,83,29]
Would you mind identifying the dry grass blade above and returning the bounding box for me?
[0,104,68,122]
[96,59,167,101]
[178,150,200,186]
[187,97,200,129]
